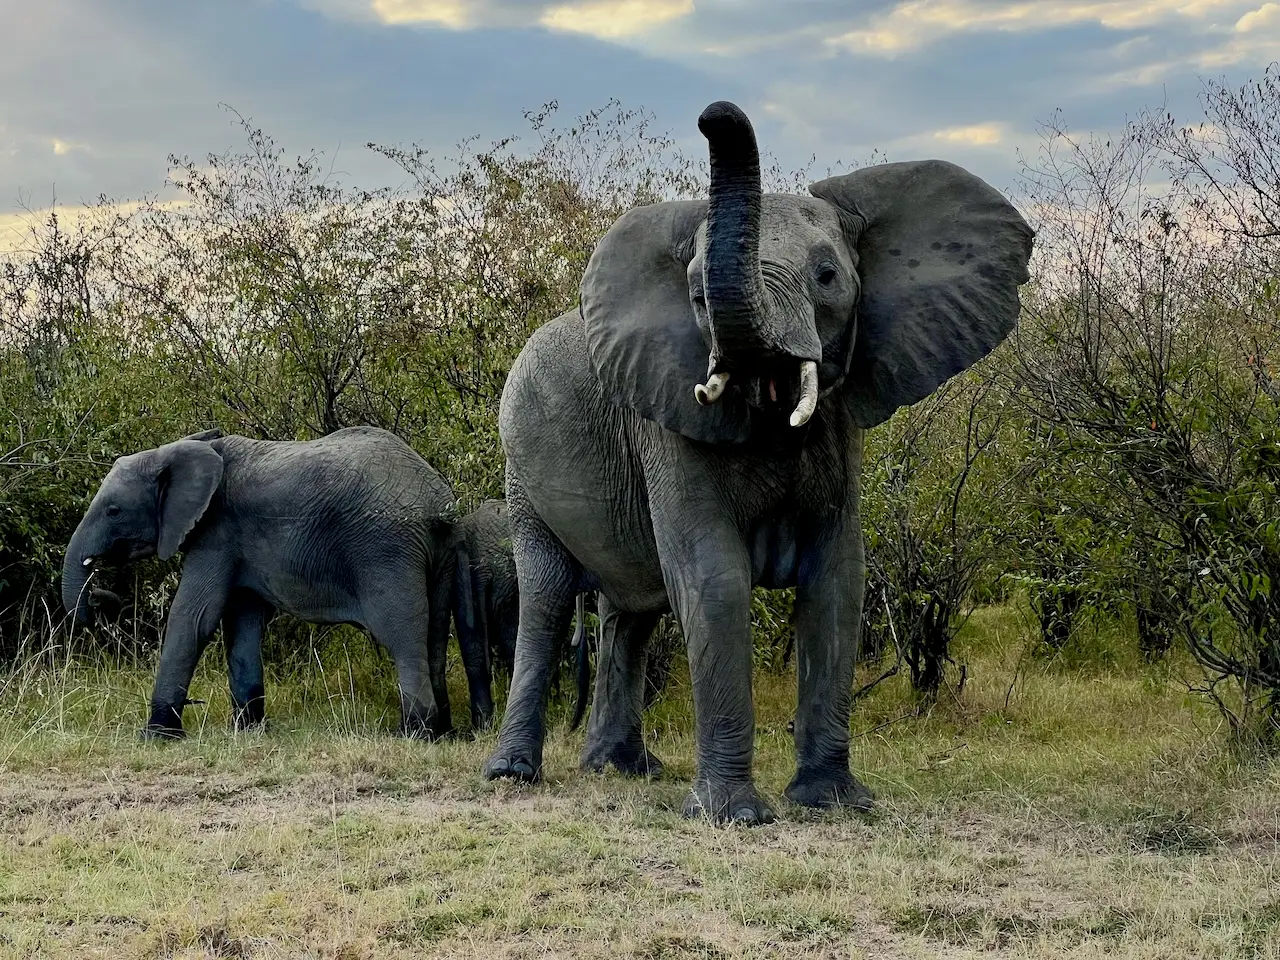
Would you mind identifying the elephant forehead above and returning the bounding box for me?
[758,194,843,245]
[109,451,148,479]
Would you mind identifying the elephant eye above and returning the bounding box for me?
[106,505,121,519]
[817,267,837,286]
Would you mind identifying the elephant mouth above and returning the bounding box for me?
[82,540,155,569]
[695,357,819,427]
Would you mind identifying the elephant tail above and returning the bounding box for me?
[570,592,592,732]
[453,539,475,639]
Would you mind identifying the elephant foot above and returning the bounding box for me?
[400,704,452,741]
[400,717,453,741]
[231,697,266,732]
[682,778,776,825]
[582,739,664,778]
[140,705,185,742]
[139,723,186,742]
[483,749,541,782]
[785,767,875,813]
[469,709,496,734]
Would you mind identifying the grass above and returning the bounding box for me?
[0,607,1278,958]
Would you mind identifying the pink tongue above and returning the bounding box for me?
[768,378,777,403]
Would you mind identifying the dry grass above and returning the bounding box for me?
[1,607,1278,958]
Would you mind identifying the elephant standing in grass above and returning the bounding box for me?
[62,426,458,739]
[484,102,1033,822]
[453,498,594,731]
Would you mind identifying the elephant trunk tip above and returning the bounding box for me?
[698,101,755,146]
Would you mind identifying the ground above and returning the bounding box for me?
[0,607,1277,958]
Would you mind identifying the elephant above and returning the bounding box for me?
[62,425,458,739]
[453,498,595,730]
[482,101,1034,823]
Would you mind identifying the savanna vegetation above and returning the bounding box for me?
[2,69,1279,957]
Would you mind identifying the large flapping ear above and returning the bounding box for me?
[810,160,1034,428]
[152,440,225,561]
[582,199,755,444]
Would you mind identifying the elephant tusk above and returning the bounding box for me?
[790,361,819,428]
[82,557,95,568]
[694,372,731,406]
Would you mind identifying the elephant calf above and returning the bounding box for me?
[453,498,594,730]
[63,426,458,739]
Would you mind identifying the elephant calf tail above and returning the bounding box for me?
[569,592,592,731]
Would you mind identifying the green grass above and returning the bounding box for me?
[0,608,1278,958]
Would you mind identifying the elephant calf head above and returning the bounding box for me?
[581,101,1035,444]
[63,437,225,625]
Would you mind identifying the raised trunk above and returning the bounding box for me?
[698,101,770,371]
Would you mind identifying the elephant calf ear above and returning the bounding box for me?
[154,440,225,561]
[180,427,225,442]
[811,160,1035,428]
[581,199,754,445]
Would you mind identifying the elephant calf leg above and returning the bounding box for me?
[144,570,229,740]
[368,608,447,740]
[224,592,268,732]
[582,600,663,778]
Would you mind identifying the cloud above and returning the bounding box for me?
[370,0,471,27]
[332,0,694,37]
[828,0,1256,55]
[932,122,1006,145]
[50,139,88,156]
[540,0,693,38]
[1235,1,1280,29]
[0,199,192,255]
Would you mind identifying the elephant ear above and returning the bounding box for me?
[581,199,754,444]
[152,440,225,561]
[810,160,1034,428]
[180,427,224,442]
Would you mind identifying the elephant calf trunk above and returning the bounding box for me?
[61,533,98,625]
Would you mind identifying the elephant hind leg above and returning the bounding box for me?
[483,476,582,783]
[456,572,496,732]
[426,560,455,737]
[365,600,446,740]
[581,597,663,778]
[223,590,270,731]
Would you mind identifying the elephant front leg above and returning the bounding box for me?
[223,591,269,731]
[786,515,874,813]
[656,523,774,825]
[581,597,662,777]
[144,563,231,740]
[483,476,580,782]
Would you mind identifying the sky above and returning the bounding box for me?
[2,0,1279,236]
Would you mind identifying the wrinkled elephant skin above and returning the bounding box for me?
[483,101,1034,824]
[63,426,458,739]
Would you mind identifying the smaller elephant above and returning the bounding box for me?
[453,499,594,730]
[62,426,458,739]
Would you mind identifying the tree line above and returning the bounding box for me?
[3,70,1279,749]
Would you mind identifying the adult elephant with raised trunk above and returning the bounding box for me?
[484,101,1033,823]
